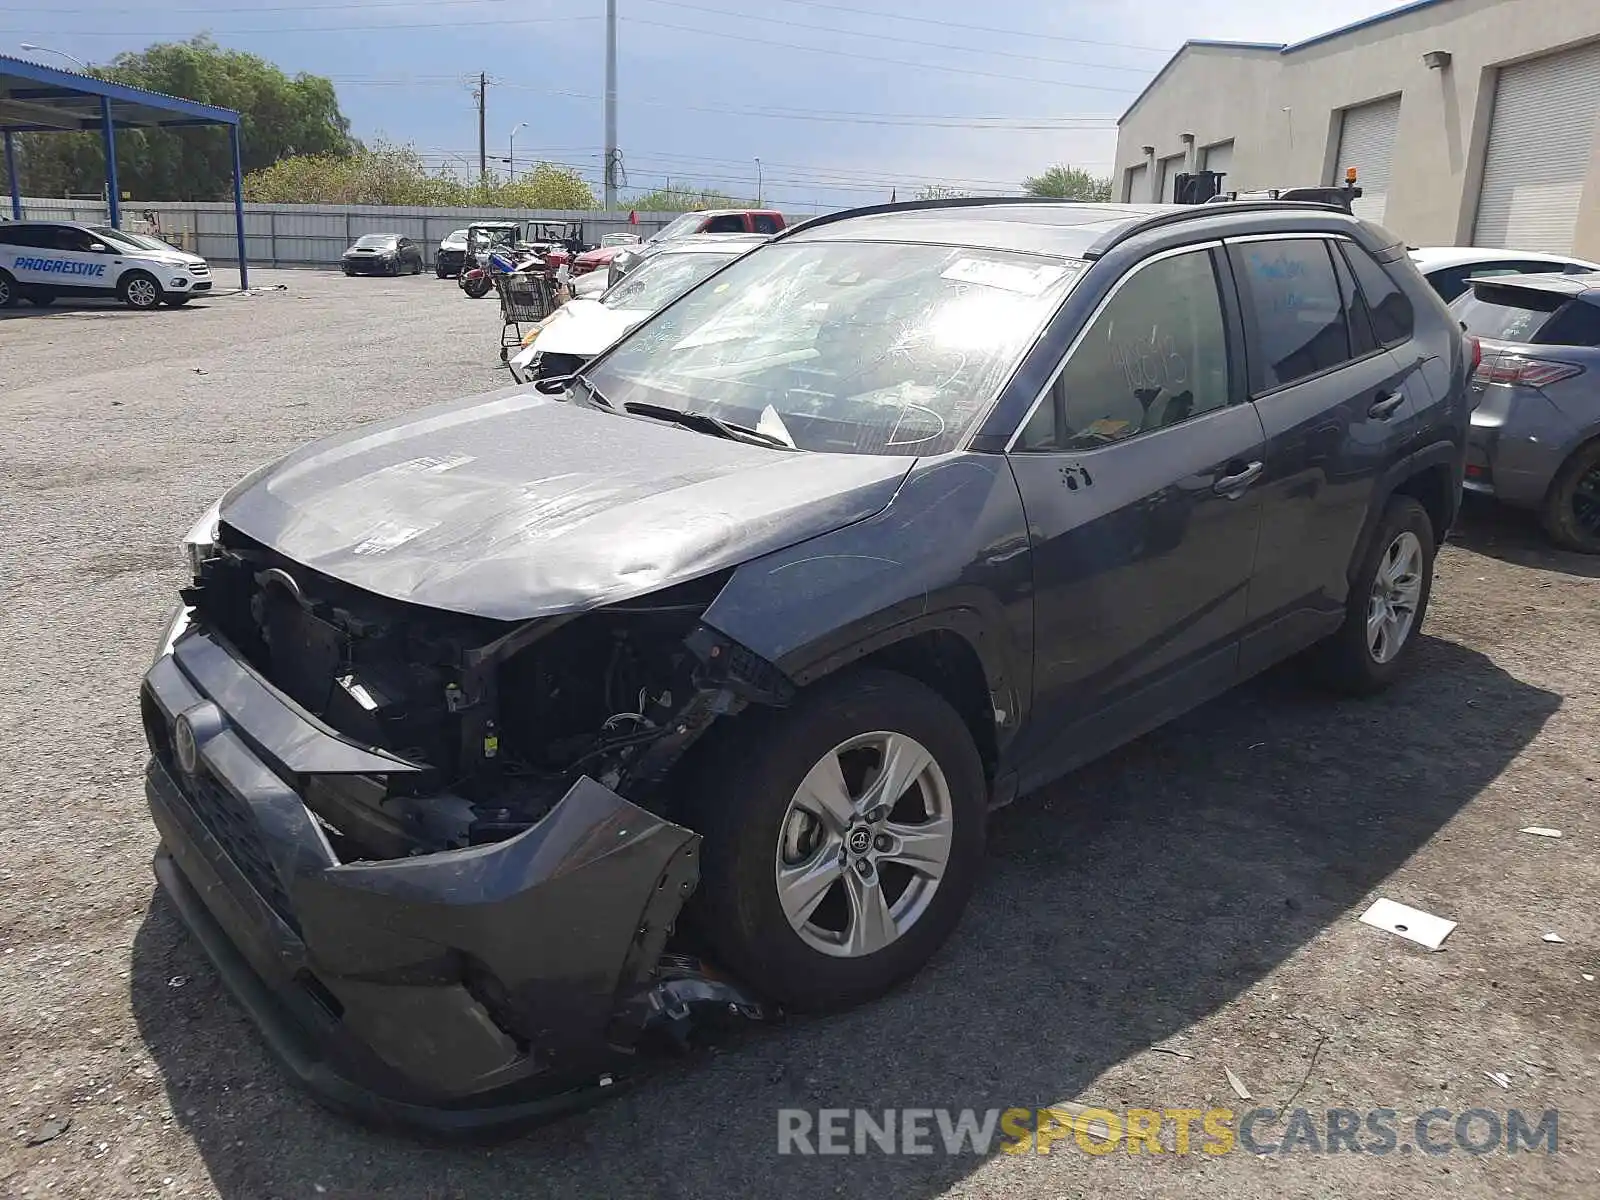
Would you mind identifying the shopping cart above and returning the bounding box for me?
[494,270,559,362]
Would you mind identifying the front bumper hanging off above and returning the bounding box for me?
[141,620,706,1135]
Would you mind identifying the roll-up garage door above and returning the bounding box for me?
[1202,141,1234,185]
[1158,154,1185,202]
[1336,96,1401,224]
[1124,163,1148,203]
[1474,41,1600,252]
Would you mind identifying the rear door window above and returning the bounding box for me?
[751,214,781,234]
[1229,238,1356,392]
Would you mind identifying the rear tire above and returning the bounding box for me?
[1540,439,1600,554]
[681,669,987,1012]
[119,271,162,310]
[0,269,16,308]
[1311,495,1435,695]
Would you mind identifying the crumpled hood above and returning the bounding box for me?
[525,299,646,359]
[219,387,915,621]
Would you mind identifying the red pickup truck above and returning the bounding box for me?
[570,209,786,277]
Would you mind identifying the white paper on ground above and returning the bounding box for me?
[1358,898,1457,950]
[1519,826,1563,838]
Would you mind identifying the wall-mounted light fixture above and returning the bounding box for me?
[1140,145,1155,156]
[1180,132,1195,144]
[1422,50,1452,70]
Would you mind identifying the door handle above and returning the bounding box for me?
[1369,390,1406,419]
[1212,460,1264,497]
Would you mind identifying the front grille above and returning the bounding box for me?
[184,770,300,932]
[146,688,299,930]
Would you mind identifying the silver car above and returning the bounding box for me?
[1453,272,1600,551]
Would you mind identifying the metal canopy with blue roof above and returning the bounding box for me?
[0,53,249,286]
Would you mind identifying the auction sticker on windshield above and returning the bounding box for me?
[941,258,1078,295]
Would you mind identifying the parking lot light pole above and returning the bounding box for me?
[5,131,19,219]
[509,122,527,181]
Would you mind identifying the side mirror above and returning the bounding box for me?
[89,242,109,252]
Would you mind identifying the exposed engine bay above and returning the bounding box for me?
[185,523,792,864]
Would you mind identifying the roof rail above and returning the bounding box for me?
[1083,199,1353,259]
[775,195,1088,242]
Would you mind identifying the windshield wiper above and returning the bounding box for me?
[621,401,799,450]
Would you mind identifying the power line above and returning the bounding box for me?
[326,75,1123,128]
[6,0,1173,54]
[630,0,1159,75]
[619,16,1141,93]
[720,0,1170,52]
[1,13,600,36]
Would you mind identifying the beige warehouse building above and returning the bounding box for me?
[1114,0,1600,255]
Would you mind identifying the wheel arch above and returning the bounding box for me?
[1349,439,1462,586]
[803,621,1004,785]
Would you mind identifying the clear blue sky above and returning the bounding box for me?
[3,0,1403,211]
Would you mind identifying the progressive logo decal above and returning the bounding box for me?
[13,257,108,277]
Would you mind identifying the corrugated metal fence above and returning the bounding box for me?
[13,197,683,268]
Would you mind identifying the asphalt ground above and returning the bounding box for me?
[0,269,1595,1199]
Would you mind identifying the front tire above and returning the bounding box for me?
[1312,495,1435,694]
[1540,439,1600,554]
[119,271,162,310]
[682,669,986,1012]
[0,269,17,308]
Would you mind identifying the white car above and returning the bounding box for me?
[0,220,212,310]
[1409,246,1600,303]
[509,234,767,382]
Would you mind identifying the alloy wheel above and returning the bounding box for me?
[1571,465,1600,537]
[774,731,953,959]
[125,277,158,308]
[1367,530,1423,663]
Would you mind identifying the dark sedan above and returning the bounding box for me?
[144,198,1466,1135]
[341,233,424,276]
[434,228,469,278]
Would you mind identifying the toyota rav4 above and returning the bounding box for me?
[141,198,1469,1133]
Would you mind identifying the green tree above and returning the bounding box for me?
[14,36,353,202]
[1022,164,1113,202]
[626,185,747,211]
[245,142,596,209]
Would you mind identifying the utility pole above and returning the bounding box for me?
[755,157,762,205]
[476,72,488,187]
[603,0,618,210]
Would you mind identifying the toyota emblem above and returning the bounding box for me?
[173,713,200,775]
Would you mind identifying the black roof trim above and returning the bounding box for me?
[775,196,1090,242]
[1082,200,1351,259]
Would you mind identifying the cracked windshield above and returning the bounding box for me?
[585,241,1084,455]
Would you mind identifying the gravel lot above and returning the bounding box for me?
[1,270,1596,1200]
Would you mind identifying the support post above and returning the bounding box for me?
[100,96,120,227]
[604,0,618,210]
[4,130,20,219]
[230,123,249,290]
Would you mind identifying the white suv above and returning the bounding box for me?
[0,220,212,310]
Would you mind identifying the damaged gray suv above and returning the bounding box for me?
[142,198,1469,1133]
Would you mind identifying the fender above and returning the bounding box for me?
[700,452,1036,757]
[1347,435,1465,590]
